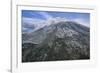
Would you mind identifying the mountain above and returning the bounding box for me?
[22,21,90,62]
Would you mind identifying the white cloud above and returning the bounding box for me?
[22,16,89,33]
[22,17,47,32]
[72,18,90,27]
[36,12,68,23]
[22,17,69,33]
[22,17,44,26]
[46,17,68,25]
[37,12,53,19]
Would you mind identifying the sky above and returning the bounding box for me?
[22,10,90,33]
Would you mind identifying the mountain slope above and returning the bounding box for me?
[22,21,90,62]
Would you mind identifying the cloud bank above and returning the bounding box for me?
[72,18,90,27]
[22,17,89,33]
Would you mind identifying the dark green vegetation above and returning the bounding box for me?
[22,21,90,62]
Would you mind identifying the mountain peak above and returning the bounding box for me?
[22,21,90,62]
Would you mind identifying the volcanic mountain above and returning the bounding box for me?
[22,21,90,62]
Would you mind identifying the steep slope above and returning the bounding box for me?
[22,21,90,62]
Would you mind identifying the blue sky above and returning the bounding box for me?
[22,10,90,33]
[22,10,90,24]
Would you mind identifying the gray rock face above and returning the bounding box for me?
[22,21,90,62]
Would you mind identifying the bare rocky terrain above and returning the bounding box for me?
[22,21,90,62]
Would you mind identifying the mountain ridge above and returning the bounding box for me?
[22,21,90,62]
